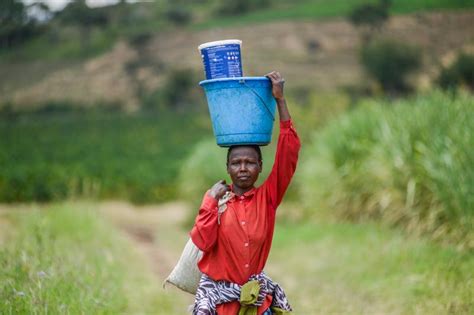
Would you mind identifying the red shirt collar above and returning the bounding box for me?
[230,184,256,198]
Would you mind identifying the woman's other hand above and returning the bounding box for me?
[265,71,285,101]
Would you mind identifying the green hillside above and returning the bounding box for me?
[196,0,474,28]
[2,0,473,62]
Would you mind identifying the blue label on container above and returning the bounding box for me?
[200,44,243,80]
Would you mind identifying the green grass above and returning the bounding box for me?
[195,0,474,29]
[1,201,471,314]
[297,91,474,249]
[267,220,474,314]
[0,203,180,314]
[0,109,211,203]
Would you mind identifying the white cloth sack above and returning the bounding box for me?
[163,192,233,294]
[163,238,203,294]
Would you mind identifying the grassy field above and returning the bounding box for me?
[0,89,342,206]
[1,202,471,314]
[0,110,211,203]
[0,203,181,314]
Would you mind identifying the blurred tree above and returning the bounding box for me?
[57,0,109,50]
[108,0,143,28]
[29,2,53,22]
[165,5,192,25]
[163,0,193,26]
[348,0,392,42]
[437,53,474,92]
[360,39,421,94]
[215,0,271,16]
[0,0,47,49]
[141,68,200,111]
[162,68,199,109]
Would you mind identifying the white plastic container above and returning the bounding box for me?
[198,39,243,80]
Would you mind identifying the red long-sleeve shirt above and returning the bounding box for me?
[190,119,300,315]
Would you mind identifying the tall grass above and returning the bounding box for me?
[298,91,474,249]
[0,203,179,314]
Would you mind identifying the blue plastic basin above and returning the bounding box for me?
[200,77,276,147]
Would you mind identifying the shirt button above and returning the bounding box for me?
[244,242,249,247]
[245,264,249,268]
[241,221,246,226]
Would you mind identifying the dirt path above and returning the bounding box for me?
[99,200,195,305]
[0,201,194,289]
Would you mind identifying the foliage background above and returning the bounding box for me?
[0,0,473,313]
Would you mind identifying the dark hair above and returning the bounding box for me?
[227,145,262,163]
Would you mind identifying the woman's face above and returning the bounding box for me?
[226,146,262,191]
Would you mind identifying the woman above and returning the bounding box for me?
[191,71,301,315]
